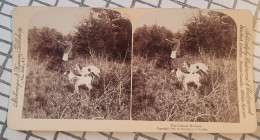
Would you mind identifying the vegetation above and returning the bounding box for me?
[23,9,131,120]
[23,9,239,122]
[132,10,239,122]
[132,55,238,122]
[73,8,132,62]
[133,11,237,69]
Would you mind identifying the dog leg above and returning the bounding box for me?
[86,84,92,91]
[196,81,201,90]
[183,82,188,91]
[75,84,79,93]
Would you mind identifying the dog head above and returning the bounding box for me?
[87,72,95,78]
[64,70,76,81]
[183,61,190,68]
[64,70,70,77]
[88,66,101,78]
[73,63,82,71]
[171,67,178,74]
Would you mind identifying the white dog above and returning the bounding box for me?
[171,68,201,91]
[183,61,208,74]
[74,63,100,78]
[64,70,93,93]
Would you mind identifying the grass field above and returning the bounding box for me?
[22,50,239,122]
[132,55,239,122]
[22,55,131,120]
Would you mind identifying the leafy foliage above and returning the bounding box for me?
[134,25,174,58]
[132,11,238,122]
[182,11,237,57]
[28,27,63,61]
[24,9,132,119]
[133,25,177,69]
[133,10,237,63]
[74,8,132,62]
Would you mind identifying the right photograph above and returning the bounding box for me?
[132,10,239,122]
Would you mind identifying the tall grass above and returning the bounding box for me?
[22,54,131,120]
[22,47,239,122]
[132,55,239,122]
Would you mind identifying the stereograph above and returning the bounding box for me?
[8,7,257,133]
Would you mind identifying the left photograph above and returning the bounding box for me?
[22,8,132,120]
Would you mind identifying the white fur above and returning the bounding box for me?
[171,68,201,91]
[74,63,101,78]
[64,70,93,93]
[183,61,208,74]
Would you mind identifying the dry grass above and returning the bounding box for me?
[132,55,239,122]
[22,48,239,122]
[22,55,131,120]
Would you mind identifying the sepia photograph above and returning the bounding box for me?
[132,10,239,122]
[8,7,256,132]
[22,8,132,120]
